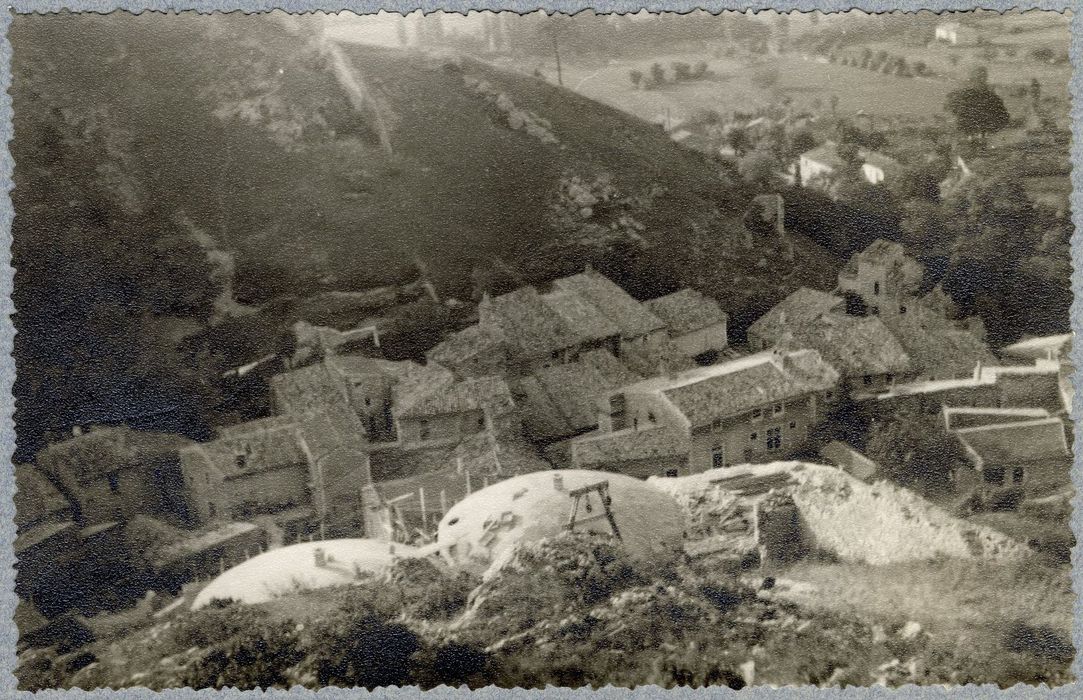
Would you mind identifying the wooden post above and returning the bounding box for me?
[440,489,448,517]
[465,471,472,495]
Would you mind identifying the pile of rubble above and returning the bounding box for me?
[652,462,1026,566]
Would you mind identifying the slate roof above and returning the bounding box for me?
[956,418,1070,467]
[395,374,515,420]
[513,350,642,440]
[644,288,728,337]
[479,287,580,361]
[183,419,309,481]
[541,289,621,343]
[552,270,666,338]
[426,323,507,373]
[747,287,844,343]
[655,350,840,427]
[878,303,997,378]
[781,314,910,378]
[572,425,691,467]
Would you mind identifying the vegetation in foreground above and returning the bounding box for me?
[18,535,1073,691]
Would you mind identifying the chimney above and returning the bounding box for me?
[974,361,983,381]
[314,547,327,568]
[553,473,564,492]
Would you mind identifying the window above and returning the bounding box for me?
[789,421,797,430]
[419,420,431,440]
[750,432,758,442]
[983,467,1006,486]
[107,471,120,494]
[665,468,679,478]
[1012,467,1025,484]
[711,446,725,469]
[609,394,628,431]
[766,427,782,450]
[365,397,372,407]
[863,375,874,386]
[873,281,880,296]
[772,403,784,416]
[870,306,879,315]
[648,412,657,423]
[900,305,907,315]
[476,414,486,430]
[751,408,763,421]
[711,417,722,430]
[235,454,247,469]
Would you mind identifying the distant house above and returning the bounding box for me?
[953,417,1071,500]
[35,426,194,528]
[798,141,848,187]
[178,417,313,528]
[798,142,901,189]
[570,348,840,477]
[644,288,729,363]
[934,21,977,46]
[836,239,924,317]
[426,322,508,379]
[875,359,1064,416]
[748,287,845,351]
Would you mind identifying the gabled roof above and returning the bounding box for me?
[782,314,910,378]
[552,269,666,338]
[956,417,1069,468]
[878,303,997,378]
[541,289,621,343]
[800,141,846,170]
[572,425,691,467]
[182,419,308,481]
[1000,333,1072,362]
[425,323,507,374]
[645,288,728,337]
[660,350,839,426]
[479,287,580,361]
[395,374,515,420]
[748,287,844,342]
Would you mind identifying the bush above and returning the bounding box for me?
[306,613,420,688]
[183,619,304,690]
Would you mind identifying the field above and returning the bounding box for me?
[502,50,958,127]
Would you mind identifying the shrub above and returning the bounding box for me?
[305,613,420,688]
[182,619,304,690]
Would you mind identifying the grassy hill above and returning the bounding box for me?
[12,13,839,455]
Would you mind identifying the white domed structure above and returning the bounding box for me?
[191,538,418,609]
[436,469,684,578]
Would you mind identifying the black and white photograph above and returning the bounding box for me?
[10,8,1076,690]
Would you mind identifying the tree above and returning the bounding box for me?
[737,147,781,189]
[650,62,666,86]
[866,408,964,496]
[629,70,643,89]
[944,84,1010,139]
[1029,77,1042,103]
[671,61,692,81]
[892,165,943,203]
[726,127,753,156]
[968,64,989,86]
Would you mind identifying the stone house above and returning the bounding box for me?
[836,239,924,317]
[511,349,642,445]
[463,268,668,377]
[644,288,729,363]
[35,426,194,527]
[570,348,840,477]
[178,417,312,526]
[393,371,517,449]
[799,143,903,190]
[748,287,910,395]
[934,21,977,46]
[953,417,1071,501]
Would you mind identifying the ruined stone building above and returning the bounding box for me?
[836,239,924,316]
[643,288,729,364]
[952,416,1071,501]
[35,426,194,527]
[569,348,840,478]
